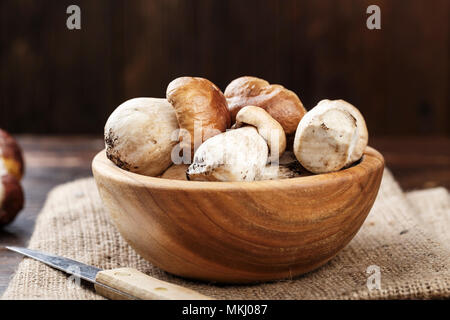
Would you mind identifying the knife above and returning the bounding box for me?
[6,246,212,300]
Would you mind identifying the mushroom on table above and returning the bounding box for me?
[0,129,24,226]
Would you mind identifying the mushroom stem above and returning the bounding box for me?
[234,106,286,161]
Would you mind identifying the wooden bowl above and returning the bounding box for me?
[92,147,384,283]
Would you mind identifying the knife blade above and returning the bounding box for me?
[6,246,212,300]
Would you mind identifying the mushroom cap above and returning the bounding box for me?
[187,126,268,182]
[293,102,360,174]
[166,77,231,157]
[104,98,179,176]
[224,76,306,135]
[234,106,286,160]
[0,174,24,226]
[317,99,369,164]
[0,129,24,181]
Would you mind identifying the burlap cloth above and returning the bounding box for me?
[2,170,449,299]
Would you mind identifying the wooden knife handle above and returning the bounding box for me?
[94,267,213,300]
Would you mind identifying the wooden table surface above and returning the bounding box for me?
[0,135,449,296]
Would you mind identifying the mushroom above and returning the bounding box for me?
[0,129,24,181]
[166,77,231,159]
[224,76,307,135]
[187,106,288,182]
[260,151,310,180]
[160,164,189,181]
[234,105,286,161]
[104,98,179,176]
[0,129,24,226]
[293,99,368,174]
[317,99,369,164]
[187,126,268,181]
[0,171,24,227]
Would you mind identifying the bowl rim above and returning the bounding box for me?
[92,146,384,191]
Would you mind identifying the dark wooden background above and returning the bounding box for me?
[0,0,448,135]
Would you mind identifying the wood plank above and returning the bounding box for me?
[1,0,448,136]
[371,136,450,190]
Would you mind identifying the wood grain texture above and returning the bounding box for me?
[95,267,212,300]
[160,164,189,180]
[0,0,448,136]
[92,147,384,283]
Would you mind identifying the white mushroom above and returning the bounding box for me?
[293,99,368,174]
[104,98,179,176]
[316,99,368,164]
[187,126,268,181]
[187,106,289,182]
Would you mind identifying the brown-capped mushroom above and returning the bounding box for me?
[0,173,24,226]
[293,99,368,174]
[166,77,231,158]
[0,129,24,181]
[224,76,306,135]
[104,98,179,176]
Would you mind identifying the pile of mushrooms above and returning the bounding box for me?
[105,76,368,182]
[0,129,24,226]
